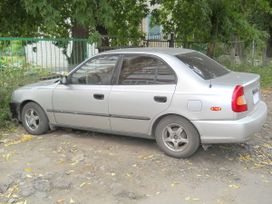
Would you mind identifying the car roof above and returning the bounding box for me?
[103,47,194,56]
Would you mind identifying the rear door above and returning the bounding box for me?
[109,54,177,135]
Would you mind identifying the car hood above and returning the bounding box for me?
[21,78,60,89]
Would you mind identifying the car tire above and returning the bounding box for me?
[21,102,49,135]
[155,115,200,158]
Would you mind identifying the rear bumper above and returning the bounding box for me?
[9,102,21,121]
[192,101,267,144]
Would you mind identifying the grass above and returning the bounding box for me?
[0,66,53,128]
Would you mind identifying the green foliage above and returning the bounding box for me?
[0,67,52,128]
[108,0,149,44]
[0,0,40,36]
[151,0,211,42]
[20,0,113,38]
[151,0,269,50]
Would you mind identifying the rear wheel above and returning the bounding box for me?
[155,115,200,158]
[21,102,49,135]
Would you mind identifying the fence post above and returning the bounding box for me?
[169,33,174,47]
[146,39,149,47]
[251,40,255,66]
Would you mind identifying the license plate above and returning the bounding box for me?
[253,91,260,104]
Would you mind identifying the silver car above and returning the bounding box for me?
[10,48,267,158]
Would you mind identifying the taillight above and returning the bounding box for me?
[232,85,248,112]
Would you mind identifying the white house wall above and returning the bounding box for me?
[24,41,97,72]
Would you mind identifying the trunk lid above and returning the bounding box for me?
[212,71,261,117]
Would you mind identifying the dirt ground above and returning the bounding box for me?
[0,90,272,204]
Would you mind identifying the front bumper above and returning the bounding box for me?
[9,102,21,121]
[193,101,267,144]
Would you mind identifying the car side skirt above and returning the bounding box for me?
[50,123,154,139]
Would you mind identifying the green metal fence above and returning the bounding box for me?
[0,37,267,74]
[0,36,203,72]
[0,37,97,72]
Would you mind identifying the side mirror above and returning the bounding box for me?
[60,74,68,85]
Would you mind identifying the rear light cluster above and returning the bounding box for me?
[232,85,248,112]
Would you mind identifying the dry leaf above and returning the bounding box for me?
[57,199,65,203]
[15,200,27,204]
[80,182,86,188]
[70,160,78,166]
[185,196,191,201]
[2,153,12,161]
[228,184,240,189]
[24,167,33,173]
[239,154,251,162]
[4,134,33,147]
[171,181,179,187]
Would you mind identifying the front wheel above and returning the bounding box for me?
[21,102,49,135]
[155,115,200,158]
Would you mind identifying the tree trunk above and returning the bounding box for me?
[207,15,219,59]
[68,23,88,70]
[207,41,216,58]
[262,46,268,66]
[96,25,110,52]
[266,33,272,58]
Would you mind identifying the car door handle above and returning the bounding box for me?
[154,96,167,103]
[93,94,104,100]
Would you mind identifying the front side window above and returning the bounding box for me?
[176,52,230,80]
[118,55,176,85]
[70,55,119,85]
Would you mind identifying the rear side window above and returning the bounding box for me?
[176,52,229,80]
[118,55,176,85]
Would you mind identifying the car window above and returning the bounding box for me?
[176,52,229,80]
[118,55,176,85]
[70,55,119,85]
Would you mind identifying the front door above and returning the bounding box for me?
[109,54,177,136]
[52,55,119,130]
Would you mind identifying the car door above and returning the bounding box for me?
[109,54,177,136]
[52,54,120,130]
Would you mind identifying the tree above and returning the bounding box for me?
[249,0,272,62]
[151,0,211,46]
[151,0,267,58]
[0,0,149,66]
[0,0,41,37]
[21,0,114,65]
[108,0,149,46]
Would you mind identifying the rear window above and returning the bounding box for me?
[176,52,229,80]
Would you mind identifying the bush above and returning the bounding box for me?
[0,66,52,128]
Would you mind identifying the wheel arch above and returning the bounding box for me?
[19,100,47,121]
[151,113,200,139]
